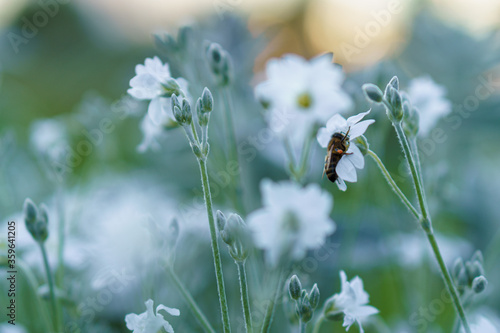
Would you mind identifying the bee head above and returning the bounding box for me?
[340,126,351,149]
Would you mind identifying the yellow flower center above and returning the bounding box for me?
[297,92,313,109]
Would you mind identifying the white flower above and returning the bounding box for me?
[463,316,498,333]
[255,54,352,149]
[327,270,379,333]
[316,110,374,191]
[247,179,335,266]
[407,76,452,137]
[127,56,189,152]
[125,299,180,333]
[30,118,67,161]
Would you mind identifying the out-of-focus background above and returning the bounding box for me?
[1,0,500,332]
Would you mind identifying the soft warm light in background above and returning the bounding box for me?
[0,0,29,29]
[304,0,413,71]
[431,0,500,35]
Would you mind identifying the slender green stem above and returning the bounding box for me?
[260,271,285,333]
[392,122,471,333]
[166,267,216,333]
[367,149,419,219]
[198,158,231,333]
[300,321,307,333]
[18,258,53,332]
[39,242,61,332]
[221,87,245,214]
[312,314,325,333]
[56,186,65,287]
[237,261,253,333]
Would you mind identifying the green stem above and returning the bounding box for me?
[198,158,231,333]
[237,261,253,333]
[221,87,245,214]
[18,258,53,332]
[56,186,65,287]
[312,314,325,333]
[392,122,471,333]
[39,242,61,332]
[300,321,307,333]
[367,149,419,219]
[166,267,216,333]
[260,271,285,333]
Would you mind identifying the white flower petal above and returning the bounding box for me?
[349,119,375,139]
[336,158,357,182]
[347,109,371,126]
[157,304,180,317]
[125,313,142,330]
[148,97,165,126]
[316,127,332,148]
[326,114,348,133]
[353,305,379,317]
[336,178,347,191]
[346,145,364,169]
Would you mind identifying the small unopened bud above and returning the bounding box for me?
[298,297,313,323]
[181,99,192,125]
[201,88,213,113]
[452,257,465,280]
[472,276,488,294]
[457,267,469,289]
[289,275,302,300]
[216,210,226,231]
[469,261,484,280]
[24,199,49,243]
[388,76,399,91]
[23,198,38,224]
[309,284,320,309]
[197,98,210,127]
[354,135,369,155]
[173,106,183,124]
[362,84,383,103]
[388,87,403,122]
[403,107,419,138]
[220,213,251,262]
[171,94,181,111]
[162,78,182,97]
[205,42,232,86]
[471,250,484,266]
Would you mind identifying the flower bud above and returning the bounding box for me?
[472,276,487,294]
[403,107,419,138]
[162,78,182,97]
[469,261,484,281]
[201,88,213,113]
[205,42,232,86]
[24,199,49,243]
[309,284,320,309]
[173,106,183,124]
[171,94,181,111]
[457,267,469,290]
[289,275,302,300]
[216,210,226,231]
[362,84,383,103]
[23,198,38,224]
[452,257,465,281]
[354,135,369,156]
[471,250,484,266]
[387,76,399,91]
[181,99,192,125]
[325,310,345,322]
[220,213,251,262]
[388,87,403,122]
[197,98,210,127]
[298,297,313,323]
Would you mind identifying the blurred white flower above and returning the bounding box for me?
[247,179,335,266]
[30,118,68,161]
[387,232,473,269]
[0,323,27,333]
[407,76,452,137]
[463,315,498,333]
[127,56,189,152]
[327,270,378,333]
[125,299,180,333]
[255,54,352,149]
[317,110,374,191]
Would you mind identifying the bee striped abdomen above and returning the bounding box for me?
[323,132,349,184]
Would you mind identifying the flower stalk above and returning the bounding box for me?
[237,261,253,333]
[40,242,61,333]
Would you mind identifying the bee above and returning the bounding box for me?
[323,127,352,184]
